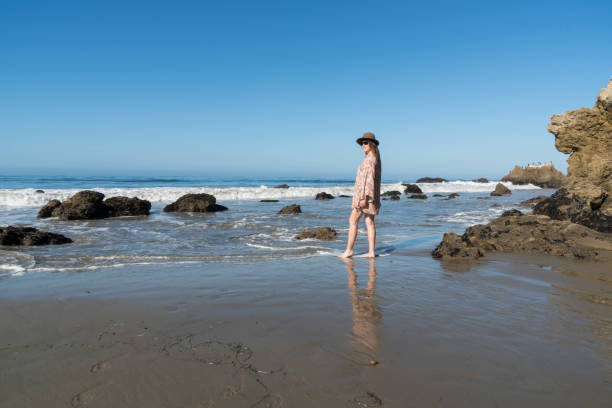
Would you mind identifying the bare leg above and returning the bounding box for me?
[364,214,376,257]
[339,208,362,258]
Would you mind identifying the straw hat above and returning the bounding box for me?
[356,132,379,146]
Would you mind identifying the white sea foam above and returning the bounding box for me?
[0,181,540,208]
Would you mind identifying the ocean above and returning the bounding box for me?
[0,175,543,277]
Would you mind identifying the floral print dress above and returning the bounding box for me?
[352,153,381,215]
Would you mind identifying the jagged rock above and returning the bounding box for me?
[432,214,612,260]
[536,77,612,231]
[520,195,549,208]
[472,178,489,183]
[382,190,401,197]
[295,227,337,241]
[164,193,227,213]
[403,184,423,194]
[315,192,334,200]
[0,226,72,246]
[501,163,567,188]
[444,193,460,200]
[38,191,152,220]
[408,194,427,199]
[37,199,62,219]
[104,196,151,217]
[278,204,302,214]
[501,209,523,217]
[491,183,511,196]
[533,188,611,233]
[274,184,290,189]
[416,177,447,183]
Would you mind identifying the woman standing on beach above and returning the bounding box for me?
[340,132,381,258]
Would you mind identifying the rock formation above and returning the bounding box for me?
[403,184,423,194]
[416,177,447,183]
[315,192,334,200]
[274,184,290,189]
[472,178,489,183]
[0,226,72,246]
[408,194,427,199]
[490,183,511,196]
[38,191,151,221]
[433,77,612,260]
[295,227,337,241]
[432,214,612,260]
[164,194,227,213]
[501,163,567,188]
[278,204,302,215]
[531,78,612,232]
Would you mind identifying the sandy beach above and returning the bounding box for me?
[2,252,611,407]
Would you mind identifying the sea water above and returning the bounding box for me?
[0,175,545,277]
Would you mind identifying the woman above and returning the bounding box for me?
[340,132,381,258]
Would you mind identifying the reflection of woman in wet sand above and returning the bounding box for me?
[340,132,381,258]
[344,258,382,352]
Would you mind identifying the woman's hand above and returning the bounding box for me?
[359,198,367,208]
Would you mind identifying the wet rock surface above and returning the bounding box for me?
[403,184,423,194]
[295,227,337,241]
[315,192,334,200]
[520,195,549,208]
[490,183,511,196]
[501,163,567,188]
[408,194,427,199]
[0,226,72,246]
[432,215,612,260]
[38,191,151,220]
[472,178,489,183]
[273,184,289,189]
[164,194,227,213]
[278,204,302,214]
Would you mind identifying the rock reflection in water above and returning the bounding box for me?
[344,258,382,353]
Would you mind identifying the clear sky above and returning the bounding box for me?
[2,0,611,181]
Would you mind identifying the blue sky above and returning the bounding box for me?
[1,0,611,181]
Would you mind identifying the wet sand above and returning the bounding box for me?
[1,254,612,407]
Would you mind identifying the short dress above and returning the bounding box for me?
[351,153,381,215]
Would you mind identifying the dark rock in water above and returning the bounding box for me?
[37,199,62,219]
[57,190,110,220]
[490,183,511,196]
[501,209,523,217]
[389,195,400,201]
[381,190,401,197]
[260,199,279,203]
[444,193,460,200]
[403,184,423,194]
[164,193,227,213]
[433,194,445,197]
[476,197,490,200]
[274,184,290,189]
[520,195,549,208]
[278,204,301,214]
[491,203,502,207]
[408,194,427,199]
[315,192,334,200]
[295,227,337,241]
[35,189,45,193]
[38,190,152,220]
[432,214,612,260]
[0,226,72,246]
[533,188,612,233]
[416,177,447,183]
[104,196,151,217]
[339,195,351,198]
[472,178,489,183]
[501,163,567,188]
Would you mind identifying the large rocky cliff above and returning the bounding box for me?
[501,163,567,188]
[433,77,612,259]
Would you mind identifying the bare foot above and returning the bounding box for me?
[365,252,376,258]
[339,250,354,258]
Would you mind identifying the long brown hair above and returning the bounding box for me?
[366,142,381,163]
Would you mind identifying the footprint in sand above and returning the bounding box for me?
[89,361,110,373]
